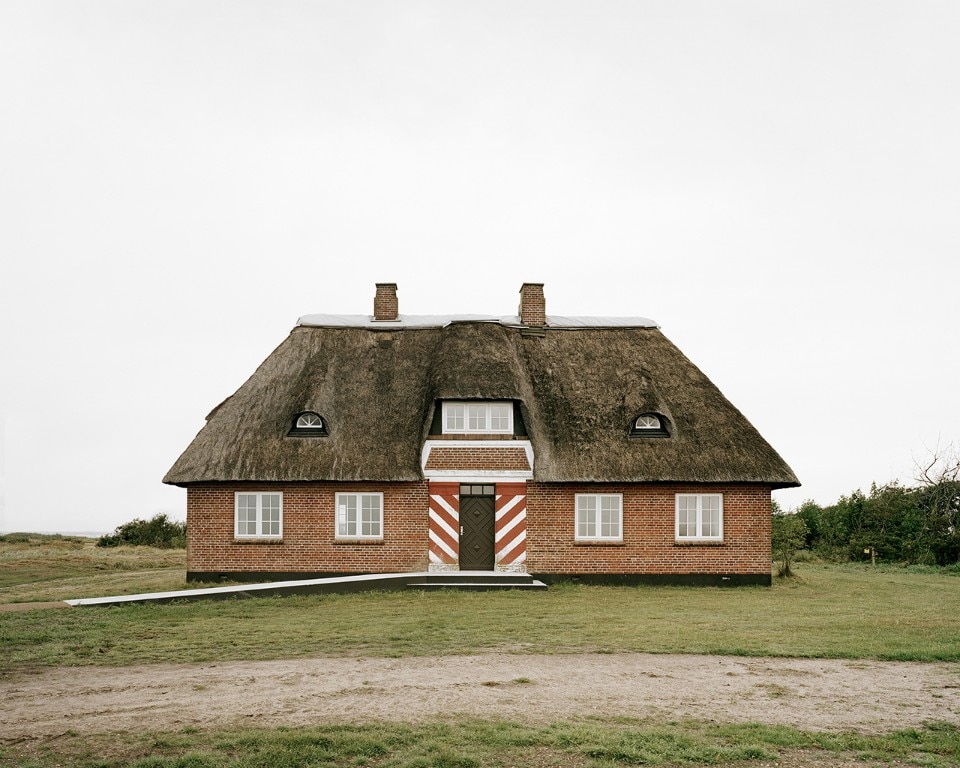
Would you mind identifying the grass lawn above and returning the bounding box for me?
[2,536,959,670]
[3,536,959,767]
[3,718,958,767]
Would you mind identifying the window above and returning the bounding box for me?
[575,494,623,541]
[336,493,383,539]
[460,484,495,496]
[675,494,723,541]
[235,492,282,538]
[289,411,328,437]
[629,412,670,438]
[442,401,513,434]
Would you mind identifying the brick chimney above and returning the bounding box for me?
[518,282,546,326]
[373,283,399,321]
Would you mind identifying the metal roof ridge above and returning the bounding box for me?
[296,313,659,329]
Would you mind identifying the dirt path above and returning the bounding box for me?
[2,653,958,741]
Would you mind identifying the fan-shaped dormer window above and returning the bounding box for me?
[630,412,670,438]
[297,413,323,428]
[289,411,328,437]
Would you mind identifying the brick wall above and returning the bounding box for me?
[519,282,546,325]
[373,283,398,321]
[525,482,772,576]
[186,482,429,578]
[186,481,772,581]
[424,447,530,471]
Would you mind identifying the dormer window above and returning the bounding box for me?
[297,413,323,428]
[442,401,513,434]
[289,411,328,437]
[630,412,671,438]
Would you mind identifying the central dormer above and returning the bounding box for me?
[422,399,534,479]
[442,401,513,434]
[428,400,529,439]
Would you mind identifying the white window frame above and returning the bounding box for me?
[441,401,513,434]
[335,492,384,540]
[675,494,723,541]
[575,493,623,542]
[234,492,283,539]
[296,413,323,428]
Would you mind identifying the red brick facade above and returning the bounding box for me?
[424,447,531,471]
[525,482,772,577]
[186,480,772,581]
[186,482,430,577]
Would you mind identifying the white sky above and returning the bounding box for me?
[2,1,958,534]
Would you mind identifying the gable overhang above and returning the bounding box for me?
[421,439,535,481]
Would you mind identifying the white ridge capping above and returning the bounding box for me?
[296,314,659,329]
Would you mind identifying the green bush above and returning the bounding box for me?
[98,513,186,549]
[809,481,960,566]
[772,513,808,577]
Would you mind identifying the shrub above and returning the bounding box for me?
[772,513,808,578]
[98,513,186,549]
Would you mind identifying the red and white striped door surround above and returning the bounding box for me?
[428,482,459,566]
[495,483,527,568]
[430,482,527,570]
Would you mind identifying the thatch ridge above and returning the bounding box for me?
[164,322,799,487]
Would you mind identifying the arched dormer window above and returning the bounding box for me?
[289,411,328,437]
[296,413,323,428]
[630,412,671,438]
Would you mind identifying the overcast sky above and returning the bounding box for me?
[2,1,958,534]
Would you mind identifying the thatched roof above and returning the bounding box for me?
[164,317,799,487]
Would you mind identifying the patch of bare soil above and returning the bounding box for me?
[2,654,958,742]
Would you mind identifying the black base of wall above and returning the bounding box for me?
[187,571,359,583]
[532,573,771,587]
[189,571,771,587]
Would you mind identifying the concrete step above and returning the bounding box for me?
[415,571,536,583]
[406,574,548,591]
[408,581,548,591]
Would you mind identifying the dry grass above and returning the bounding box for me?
[0,533,187,603]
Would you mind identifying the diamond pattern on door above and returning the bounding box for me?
[459,495,495,570]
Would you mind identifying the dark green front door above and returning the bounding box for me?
[459,494,495,570]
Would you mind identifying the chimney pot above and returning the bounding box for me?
[373,283,399,321]
[519,282,546,326]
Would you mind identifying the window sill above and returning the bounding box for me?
[233,537,284,545]
[674,539,724,547]
[334,538,385,545]
[574,539,625,547]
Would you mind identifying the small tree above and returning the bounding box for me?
[794,499,823,549]
[772,511,808,578]
[914,443,960,565]
[98,513,187,549]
